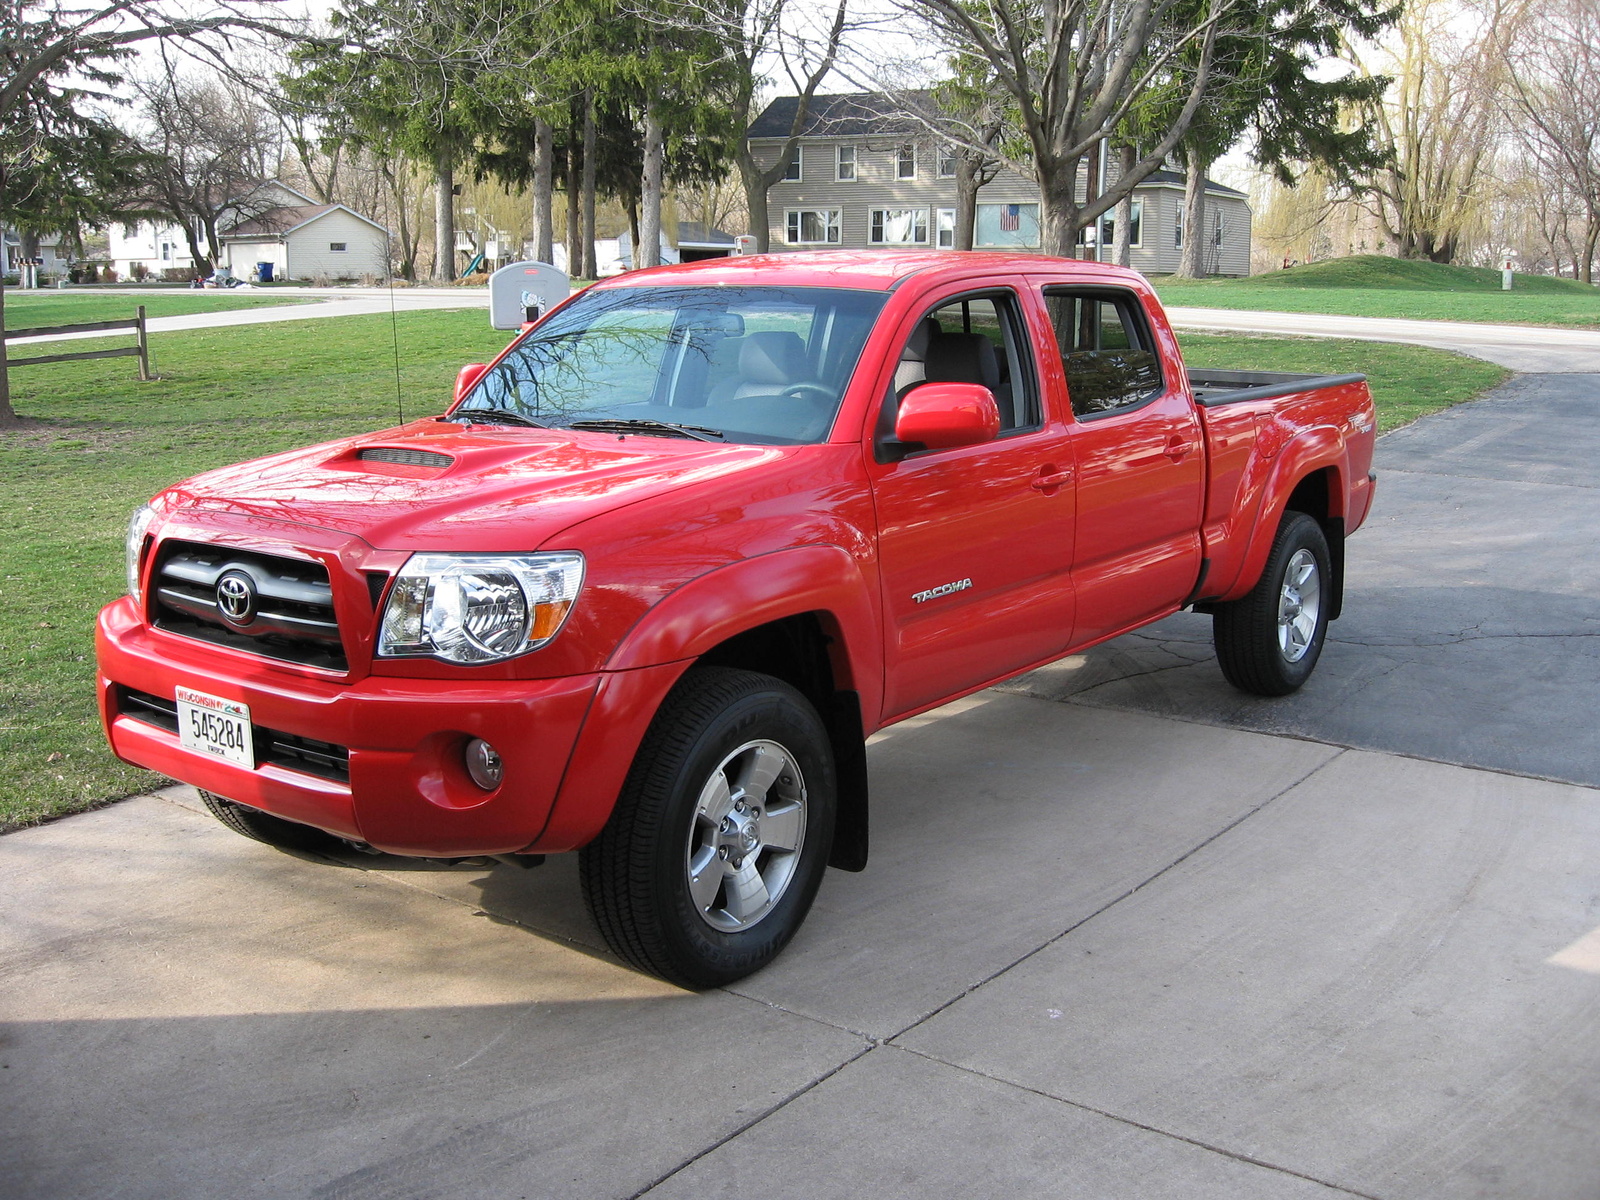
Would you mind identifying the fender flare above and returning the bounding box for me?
[1215,430,1346,605]
[529,545,882,855]
[605,544,882,714]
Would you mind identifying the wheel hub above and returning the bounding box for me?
[1277,548,1322,663]
[685,740,807,933]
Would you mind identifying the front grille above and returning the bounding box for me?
[152,541,347,671]
[118,688,351,783]
[357,447,453,469]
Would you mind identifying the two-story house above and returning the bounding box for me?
[747,93,1252,276]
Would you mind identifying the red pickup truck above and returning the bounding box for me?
[98,251,1376,987]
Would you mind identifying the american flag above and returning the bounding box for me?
[999,204,1021,231]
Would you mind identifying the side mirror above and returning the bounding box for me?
[454,362,488,405]
[893,383,1001,451]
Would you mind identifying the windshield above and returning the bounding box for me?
[455,284,887,445]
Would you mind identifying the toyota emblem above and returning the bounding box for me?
[215,571,257,626]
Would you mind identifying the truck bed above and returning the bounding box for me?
[1188,369,1369,407]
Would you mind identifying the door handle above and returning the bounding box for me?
[1030,466,1073,493]
[1163,435,1191,463]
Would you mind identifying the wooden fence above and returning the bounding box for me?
[3,305,151,381]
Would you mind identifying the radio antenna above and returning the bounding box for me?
[387,233,404,425]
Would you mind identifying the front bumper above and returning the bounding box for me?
[97,598,600,856]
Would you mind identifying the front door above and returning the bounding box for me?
[869,288,1078,720]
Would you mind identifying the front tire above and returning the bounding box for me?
[1213,511,1332,696]
[579,667,836,989]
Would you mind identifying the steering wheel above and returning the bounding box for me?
[780,383,836,403]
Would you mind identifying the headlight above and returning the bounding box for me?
[125,504,157,604]
[377,552,585,664]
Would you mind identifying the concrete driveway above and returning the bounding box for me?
[5,373,1600,1197]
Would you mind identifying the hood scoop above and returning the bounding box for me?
[357,447,454,469]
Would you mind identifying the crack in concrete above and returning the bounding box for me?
[878,748,1347,1048]
[889,1044,1386,1200]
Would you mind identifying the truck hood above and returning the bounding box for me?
[159,420,790,551]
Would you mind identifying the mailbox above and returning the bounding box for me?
[488,261,572,331]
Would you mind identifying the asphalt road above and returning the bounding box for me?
[4,336,1599,1196]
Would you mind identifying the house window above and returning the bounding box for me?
[1213,213,1224,248]
[122,221,138,239]
[870,208,929,245]
[1175,209,1183,249]
[974,202,1039,248]
[786,208,841,245]
[783,146,802,181]
[936,208,957,249]
[160,242,171,261]
[937,147,957,178]
[896,145,916,180]
[330,242,348,251]
[1098,199,1143,249]
[835,145,856,182]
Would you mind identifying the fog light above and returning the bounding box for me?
[464,738,503,790]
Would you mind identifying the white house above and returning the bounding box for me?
[109,182,390,282]
[220,204,390,282]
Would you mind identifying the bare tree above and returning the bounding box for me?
[891,0,1238,256]
[1,0,297,422]
[130,73,285,274]
[1349,0,1524,264]
[1502,0,1600,282]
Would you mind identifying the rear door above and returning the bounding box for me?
[1039,286,1205,645]
[868,287,1077,720]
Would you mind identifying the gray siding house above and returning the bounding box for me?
[747,93,1252,276]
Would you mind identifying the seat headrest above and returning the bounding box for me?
[739,331,812,385]
[925,332,1000,390]
[900,316,942,363]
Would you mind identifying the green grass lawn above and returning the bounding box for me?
[0,313,1508,832]
[1152,254,1600,328]
[3,289,307,331]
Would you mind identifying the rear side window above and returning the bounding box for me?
[1043,289,1163,417]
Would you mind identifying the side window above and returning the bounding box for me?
[1043,289,1163,418]
[891,291,1039,434]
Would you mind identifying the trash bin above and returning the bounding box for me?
[256,262,274,283]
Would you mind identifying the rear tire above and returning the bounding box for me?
[1213,511,1331,696]
[579,667,836,989]
[199,790,348,854]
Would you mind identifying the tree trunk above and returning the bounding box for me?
[640,103,664,269]
[1581,215,1599,285]
[954,153,979,251]
[1175,149,1208,278]
[1037,161,1082,259]
[627,201,641,266]
[179,222,211,278]
[531,118,554,265]
[433,156,455,282]
[737,154,772,253]
[1112,145,1136,268]
[565,119,581,277]
[581,90,598,280]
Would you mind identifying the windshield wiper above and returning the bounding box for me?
[451,407,548,429]
[566,418,726,442]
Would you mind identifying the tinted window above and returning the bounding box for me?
[460,285,886,445]
[890,291,1039,433]
[1043,290,1163,417]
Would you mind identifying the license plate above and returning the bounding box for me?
[176,687,254,768]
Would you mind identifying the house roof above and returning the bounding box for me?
[220,203,390,240]
[675,221,737,248]
[749,92,1248,199]
[748,91,932,139]
[1141,168,1247,198]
